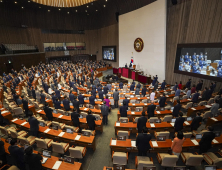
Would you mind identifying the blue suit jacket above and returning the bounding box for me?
[55,90,60,98]
[63,99,70,110]
[78,95,84,104]
[89,96,95,105]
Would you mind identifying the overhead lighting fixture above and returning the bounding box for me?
[21,6,24,8]
[106,0,107,1]
[76,10,77,12]
[87,14,89,15]
[104,5,106,7]
[96,10,98,11]
[14,1,17,4]
[67,12,69,14]
[39,6,41,8]
[48,10,50,12]
[87,6,89,8]
[59,8,61,10]
[85,10,87,12]
[28,1,30,2]
[0,0,3,2]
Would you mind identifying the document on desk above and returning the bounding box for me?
[111,140,117,146]
[170,123,175,127]
[132,103,135,106]
[156,111,160,114]
[151,141,158,147]
[1,111,8,114]
[58,132,65,137]
[211,118,218,121]
[11,118,18,122]
[150,123,155,127]
[52,161,62,170]
[116,122,120,126]
[166,95,169,97]
[131,112,135,114]
[205,105,211,108]
[184,121,190,125]
[58,115,63,118]
[144,103,147,105]
[187,99,191,101]
[84,108,88,111]
[21,122,28,126]
[41,157,48,164]
[191,139,199,145]
[37,110,43,113]
[191,108,196,110]
[137,97,140,99]
[131,141,136,147]
[212,139,219,143]
[44,128,51,133]
[147,97,150,99]
[75,135,81,141]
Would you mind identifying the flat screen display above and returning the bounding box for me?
[102,46,116,62]
[174,43,222,81]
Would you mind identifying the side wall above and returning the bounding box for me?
[166,0,222,91]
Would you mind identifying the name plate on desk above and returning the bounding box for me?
[58,115,63,118]
[170,123,175,126]
[58,132,65,137]
[205,105,211,108]
[84,108,88,111]
[37,110,43,113]
[191,139,199,145]
[211,118,218,121]
[1,111,8,114]
[212,139,219,143]
[156,111,160,114]
[132,104,135,106]
[144,103,147,105]
[12,118,18,122]
[111,140,116,145]
[52,161,62,170]
[151,141,158,147]
[21,122,28,126]
[191,108,196,110]
[44,128,51,133]
[166,95,169,97]
[131,140,136,147]
[131,112,135,114]
[75,135,81,140]
[184,121,190,125]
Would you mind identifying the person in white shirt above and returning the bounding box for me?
[123,84,128,92]
[58,83,61,90]
[150,90,155,101]
[184,62,191,72]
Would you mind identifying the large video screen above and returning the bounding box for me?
[174,43,222,81]
[102,46,116,62]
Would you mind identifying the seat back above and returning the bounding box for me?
[157,132,170,139]
[173,96,179,102]
[13,107,24,116]
[119,99,123,105]
[182,95,188,100]
[0,126,8,136]
[113,152,127,165]
[165,106,171,110]
[134,117,140,123]
[9,130,18,138]
[110,99,114,105]
[80,112,88,118]
[117,131,129,139]
[198,101,207,106]
[137,157,153,170]
[8,166,20,170]
[51,142,65,154]
[183,132,192,138]
[149,117,158,123]
[141,99,147,103]
[214,95,220,101]
[130,99,136,103]
[186,102,193,109]
[119,117,128,123]
[35,138,48,149]
[214,158,222,167]
[82,129,94,136]
[186,155,203,166]
[162,155,178,167]
[162,115,173,122]
[18,136,29,145]
[135,107,143,112]
[171,91,175,94]
[203,111,212,119]
[52,121,61,129]
[69,147,83,159]
[57,109,65,115]
[92,114,101,120]
[208,98,214,105]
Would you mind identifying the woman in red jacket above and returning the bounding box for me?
[178,81,182,90]
[191,84,196,94]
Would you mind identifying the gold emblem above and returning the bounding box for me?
[134,38,144,52]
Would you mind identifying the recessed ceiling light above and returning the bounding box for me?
[28,1,30,2]
[76,10,77,12]
[87,6,89,8]
[104,5,106,7]
[48,10,50,12]
[106,0,107,1]
[67,12,69,14]
[21,6,24,8]
[0,0,3,2]
[59,8,61,10]
[85,10,87,12]
[96,10,98,11]
[14,1,17,4]
[87,14,89,15]
[39,6,41,8]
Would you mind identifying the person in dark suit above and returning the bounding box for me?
[123,97,129,107]
[78,93,84,105]
[202,87,208,100]
[31,87,36,99]
[28,112,39,137]
[98,89,104,100]
[54,98,61,109]
[192,90,200,103]
[137,111,148,133]
[206,87,213,100]
[196,80,203,91]
[173,82,178,92]
[161,80,166,90]
[73,97,80,113]
[63,96,70,111]
[142,86,147,96]
[219,94,222,108]
[173,100,181,117]
[113,89,119,108]
[21,95,29,117]
[147,101,156,118]
[199,126,215,154]
[86,110,96,130]
[136,127,152,156]
[190,112,203,131]
[119,101,128,117]
[130,83,135,91]
[8,138,26,170]
[91,87,96,97]
[71,108,81,130]
[185,79,191,88]
[25,146,43,170]
[174,112,185,132]
[89,95,95,106]
[119,82,123,89]
[101,101,109,125]
[44,103,53,121]
[40,90,45,104]
[0,138,6,166]
[55,87,60,99]
[159,93,166,107]
[69,91,75,102]
[52,92,57,104]
[136,83,141,89]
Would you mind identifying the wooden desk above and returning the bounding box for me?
[206,115,222,126]
[1,138,82,170]
[114,121,191,134]
[187,105,212,117]
[103,167,135,170]
[1,109,13,123]
[173,97,202,106]
[11,118,96,150]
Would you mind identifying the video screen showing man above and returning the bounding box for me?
[103,48,114,61]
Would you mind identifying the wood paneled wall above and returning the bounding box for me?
[166,0,222,92]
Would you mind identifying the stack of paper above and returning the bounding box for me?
[211,118,218,121]
[132,103,135,106]
[144,103,147,105]
[41,157,48,164]
[21,122,28,126]
[52,161,62,170]
[37,110,43,113]
[84,108,88,111]
[156,111,160,114]
[151,141,158,147]
[191,139,199,145]
[166,95,169,97]
[44,129,51,133]
[131,141,136,147]
[1,111,8,114]
[58,132,65,137]
[150,123,155,127]
[205,105,211,108]
[184,121,190,125]
[116,122,120,126]
[191,108,196,110]
[11,118,18,122]
[212,139,219,143]
[58,115,63,118]
[131,112,135,114]
[75,135,81,140]
[111,140,116,145]
[170,123,175,126]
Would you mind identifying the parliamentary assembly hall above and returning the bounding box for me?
[0,0,222,170]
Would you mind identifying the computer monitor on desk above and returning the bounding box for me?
[113,164,125,170]
[117,136,126,141]
[120,119,128,123]
[156,136,166,141]
[143,166,156,170]
[82,131,91,137]
[187,117,192,121]
[39,122,45,127]
[53,110,58,114]
[66,128,74,134]
[43,150,51,158]
[171,118,176,123]
[196,134,202,139]
[204,165,216,170]
[106,167,113,170]
[155,119,161,123]
[64,155,74,164]
[215,131,221,137]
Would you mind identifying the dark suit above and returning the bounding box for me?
[78,94,84,104]
[69,93,75,102]
[89,96,95,106]
[142,87,147,96]
[101,104,109,124]
[147,105,156,118]
[25,153,43,170]
[86,114,96,130]
[54,101,61,109]
[32,89,36,99]
[52,95,57,104]
[40,93,45,104]
[159,96,166,107]
[119,82,123,89]
[130,84,135,91]
[219,97,222,108]
[191,116,202,131]
[71,112,80,127]
[98,91,104,100]
[28,117,39,137]
[136,133,152,156]
[196,83,203,91]
[22,98,29,116]
[137,116,147,133]
[44,106,53,121]
[119,105,128,117]
[199,132,215,154]
[173,104,181,117]
[123,99,129,107]
[55,89,60,99]
[8,145,25,170]
[174,117,185,132]
[192,93,200,103]
[73,100,80,113]
[103,86,109,94]
[63,99,70,111]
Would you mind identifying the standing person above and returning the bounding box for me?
[161,80,166,90]
[113,89,119,108]
[78,93,84,105]
[202,87,208,100]
[31,87,36,100]
[186,87,191,98]
[174,112,185,132]
[98,89,104,100]
[44,103,53,121]
[191,85,196,94]
[40,90,45,104]
[136,127,151,156]
[104,96,111,112]
[69,91,75,102]
[190,112,203,131]
[159,93,166,107]
[21,95,29,117]
[196,80,203,91]
[178,81,182,90]
[210,99,219,117]
[137,111,147,133]
[0,138,6,166]
[199,126,215,154]
[185,79,191,89]
[103,84,109,95]
[28,112,39,137]
[63,96,70,111]
[173,82,178,92]
[147,101,156,118]
[150,90,155,101]
[171,131,185,157]
[119,101,128,117]
[86,110,96,130]
[25,146,43,170]
[101,101,109,125]
[142,86,147,96]
[71,108,81,131]
[175,87,181,97]
[191,90,200,103]
[8,138,26,170]
[73,96,80,113]
[54,98,61,109]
